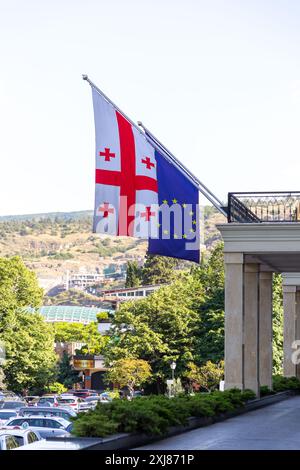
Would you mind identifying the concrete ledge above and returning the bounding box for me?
[75,390,295,450]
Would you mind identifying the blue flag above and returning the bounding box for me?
[148,149,200,263]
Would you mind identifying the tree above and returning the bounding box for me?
[53,321,109,355]
[140,254,179,285]
[46,382,67,394]
[105,359,152,398]
[57,351,80,389]
[104,276,205,390]
[2,311,57,393]
[184,360,224,392]
[0,367,5,390]
[125,261,142,288]
[0,256,56,393]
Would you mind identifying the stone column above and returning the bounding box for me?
[258,272,273,389]
[296,290,300,378]
[224,253,244,390]
[243,263,260,395]
[283,285,297,377]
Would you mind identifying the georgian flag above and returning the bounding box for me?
[92,88,159,238]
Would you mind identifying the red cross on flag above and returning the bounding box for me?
[92,88,158,238]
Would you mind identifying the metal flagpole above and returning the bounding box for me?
[138,122,227,215]
[83,74,227,217]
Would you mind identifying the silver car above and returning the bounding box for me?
[18,406,77,422]
[6,416,72,439]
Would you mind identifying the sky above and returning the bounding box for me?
[1,0,300,215]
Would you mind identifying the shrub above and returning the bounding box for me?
[273,375,300,392]
[71,388,257,438]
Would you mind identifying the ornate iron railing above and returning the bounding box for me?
[228,192,300,223]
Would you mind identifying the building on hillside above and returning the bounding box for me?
[29,305,113,324]
[100,284,164,301]
[64,270,104,291]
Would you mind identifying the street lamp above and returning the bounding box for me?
[170,361,177,381]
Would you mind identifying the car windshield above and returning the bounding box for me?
[0,411,17,419]
[39,397,54,403]
[0,402,23,409]
[58,398,75,403]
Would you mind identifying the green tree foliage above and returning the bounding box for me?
[105,359,152,397]
[190,243,225,364]
[125,261,142,288]
[46,382,67,394]
[53,322,109,355]
[57,351,80,389]
[2,311,57,393]
[0,257,56,393]
[140,254,179,285]
[273,274,283,374]
[184,360,224,392]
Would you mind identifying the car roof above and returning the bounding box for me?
[0,428,38,436]
[9,415,69,423]
[20,406,74,413]
[0,410,18,414]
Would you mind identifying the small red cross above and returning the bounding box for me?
[141,206,155,222]
[141,156,155,170]
[99,202,114,218]
[99,147,116,161]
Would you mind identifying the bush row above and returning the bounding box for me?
[71,388,256,438]
[260,375,300,396]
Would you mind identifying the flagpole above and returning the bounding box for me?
[138,122,227,216]
[83,74,227,216]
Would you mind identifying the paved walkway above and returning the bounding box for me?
[136,396,300,450]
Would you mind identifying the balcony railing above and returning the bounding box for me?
[228,192,300,223]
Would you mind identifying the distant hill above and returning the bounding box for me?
[0,207,225,295]
[0,210,93,222]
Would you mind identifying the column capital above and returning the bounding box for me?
[244,263,259,273]
[283,285,297,293]
[259,271,273,280]
[224,252,244,264]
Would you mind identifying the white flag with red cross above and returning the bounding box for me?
[92,88,159,238]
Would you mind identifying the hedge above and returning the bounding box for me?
[71,388,256,438]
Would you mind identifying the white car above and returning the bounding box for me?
[0,432,20,450]
[57,395,84,411]
[0,427,43,446]
[0,410,18,426]
[5,416,72,439]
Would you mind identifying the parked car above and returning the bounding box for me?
[6,416,72,439]
[0,432,20,450]
[72,389,98,399]
[0,401,26,410]
[24,396,39,406]
[57,395,84,411]
[0,427,43,446]
[37,396,59,407]
[0,391,18,401]
[18,406,77,422]
[0,411,18,426]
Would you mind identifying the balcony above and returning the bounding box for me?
[227,192,300,223]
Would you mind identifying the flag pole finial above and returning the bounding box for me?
[82,74,88,80]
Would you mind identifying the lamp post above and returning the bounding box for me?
[170,361,177,397]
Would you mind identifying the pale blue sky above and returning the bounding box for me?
[1,0,300,215]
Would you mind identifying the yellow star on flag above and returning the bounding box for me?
[163,229,169,235]
[172,198,178,204]
[189,210,194,216]
[182,203,187,208]
[192,220,197,225]
[162,199,168,204]
[183,234,187,239]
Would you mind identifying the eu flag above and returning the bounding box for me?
[148,149,200,263]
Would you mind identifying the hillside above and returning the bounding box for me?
[0,207,225,294]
